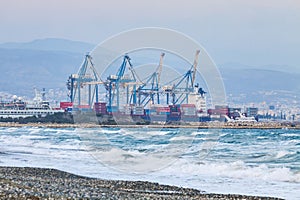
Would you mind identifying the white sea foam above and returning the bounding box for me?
[169,136,193,141]
[146,130,171,136]
[1,127,299,199]
[275,150,296,159]
[191,131,211,136]
[282,133,299,137]
[159,159,300,184]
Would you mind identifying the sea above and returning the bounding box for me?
[0,126,299,199]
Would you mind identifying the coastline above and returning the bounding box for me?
[0,166,283,199]
[0,121,299,129]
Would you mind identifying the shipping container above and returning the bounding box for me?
[157,112,170,115]
[181,104,196,108]
[95,109,107,114]
[169,105,180,113]
[132,106,144,115]
[208,108,228,115]
[144,109,150,115]
[107,106,118,113]
[94,102,107,114]
[182,106,196,116]
[156,107,170,113]
[77,105,90,109]
[94,102,106,107]
[60,102,73,109]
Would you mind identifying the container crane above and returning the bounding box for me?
[163,50,201,105]
[136,53,165,106]
[106,55,140,110]
[67,54,101,108]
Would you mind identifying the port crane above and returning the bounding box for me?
[67,54,101,107]
[69,50,207,117]
[136,53,165,106]
[106,55,141,110]
[163,50,201,105]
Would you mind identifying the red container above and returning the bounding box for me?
[208,108,228,115]
[60,102,73,109]
[157,107,170,112]
[77,105,90,109]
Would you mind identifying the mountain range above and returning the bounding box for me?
[0,38,299,103]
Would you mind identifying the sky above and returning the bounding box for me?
[0,0,300,67]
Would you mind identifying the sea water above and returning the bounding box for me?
[0,126,299,199]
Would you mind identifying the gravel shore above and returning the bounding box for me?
[0,167,283,200]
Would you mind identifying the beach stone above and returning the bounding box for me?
[0,167,284,200]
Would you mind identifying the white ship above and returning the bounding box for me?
[0,89,64,119]
[224,111,257,123]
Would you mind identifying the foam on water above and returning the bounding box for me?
[0,127,299,199]
[169,135,193,141]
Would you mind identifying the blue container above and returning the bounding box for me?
[158,112,170,115]
[145,109,150,115]
[107,106,118,113]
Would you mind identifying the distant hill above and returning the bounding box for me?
[221,67,300,90]
[219,66,300,103]
[0,38,95,54]
[0,38,299,103]
[219,62,300,75]
[0,38,96,97]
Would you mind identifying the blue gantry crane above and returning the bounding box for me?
[105,55,140,110]
[68,50,206,116]
[136,53,165,106]
[67,54,100,108]
[163,50,201,105]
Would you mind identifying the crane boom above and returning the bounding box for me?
[116,55,131,80]
[157,53,165,86]
[192,50,200,87]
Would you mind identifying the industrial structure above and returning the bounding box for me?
[64,50,261,124]
[65,51,211,123]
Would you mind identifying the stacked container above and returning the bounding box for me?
[94,102,107,114]
[132,106,144,116]
[208,105,229,116]
[156,107,170,115]
[122,105,131,115]
[181,104,196,116]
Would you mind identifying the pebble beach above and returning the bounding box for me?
[0,167,283,199]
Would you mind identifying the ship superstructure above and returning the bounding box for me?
[0,89,64,119]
